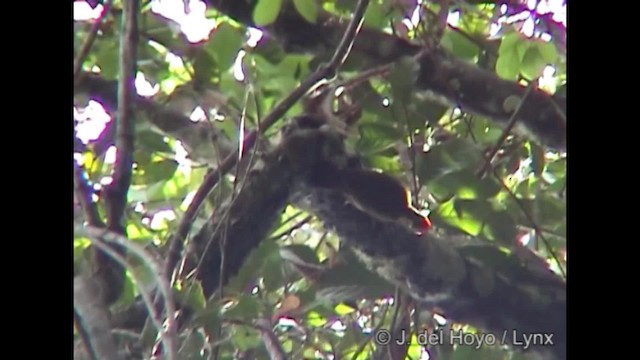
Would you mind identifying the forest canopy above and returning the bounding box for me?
[73,0,566,359]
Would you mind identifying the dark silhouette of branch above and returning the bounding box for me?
[104,0,138,229]
[163,0,371,292]
[476,82,536,178]
[73,161,104,227]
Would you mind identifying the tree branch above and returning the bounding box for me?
[255,319,288,360]
[205,0,566,151]
[78,225,178,360]
[164,0,370,293]
[74,274,123,360]
[104,0,138,229]
[283,124,566,359]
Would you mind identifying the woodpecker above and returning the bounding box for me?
[313,165,432,234]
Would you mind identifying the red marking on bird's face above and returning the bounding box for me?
[422,217,432,230]
[413,217,432,235]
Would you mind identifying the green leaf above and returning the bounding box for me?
[498,33,521,56]
[334,303,356,315]
[113,271,136,308]
[437,199,483,235]
[227,238,279,292]
[192,50,218,83]
[428,169,501,200]
[315,254,394,302]
[388,56,420,103]
[192,303,222,334]
[253,0,283,26]
[139,159,179,185]
[415,138,484,184]
[279,245,321,266]
[74,237,91,261]
[337,323,367,353]
[95,42,119,79]
[232,327,262,351]
[178,282,207,312]
[223,294,261,319]
[363,0,385,28]
[177,331,206,360]
[515,39,531,63]
[411,97,448,128]
[521,45,548,80]
[436,199,518,244]
[261,251,285,291]
[336,0,358,12]
[535,194,565,230]
[362,155,404,174]
[206,22,244,72]
[356,122,404,154]
[293,0,318,23]
[537,41,558,63]
[137,130,173,154]
[130,169,189,203]
[442,29,480,60]
[495,51,520,80]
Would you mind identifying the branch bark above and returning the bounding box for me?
[74,274,123,360]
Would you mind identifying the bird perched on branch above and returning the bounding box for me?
[312,164,432,234]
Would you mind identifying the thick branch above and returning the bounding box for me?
[205,0,566,151]
[167,0,369,292]
[282,128,566,360]
[104,0,138,228]
[74,274,123,360]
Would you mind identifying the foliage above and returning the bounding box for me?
[73,0,566,358]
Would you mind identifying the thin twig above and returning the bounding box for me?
[401,104,421,205]
[79,225,178,360]
[476,83,536,178]
[269,216,314,240]
[313,231,329,253]
[324,0,370,78]
[74,0,113,84]
[105,0,138,229]
[211,84,264,360]
[163,0,371,290]
[341,63,392,90]
[492,169,566,279]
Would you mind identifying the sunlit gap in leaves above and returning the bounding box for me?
[151,0,215,43]
[233,28,264,82]
[74,1,102,21]
[493,0,566,38]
